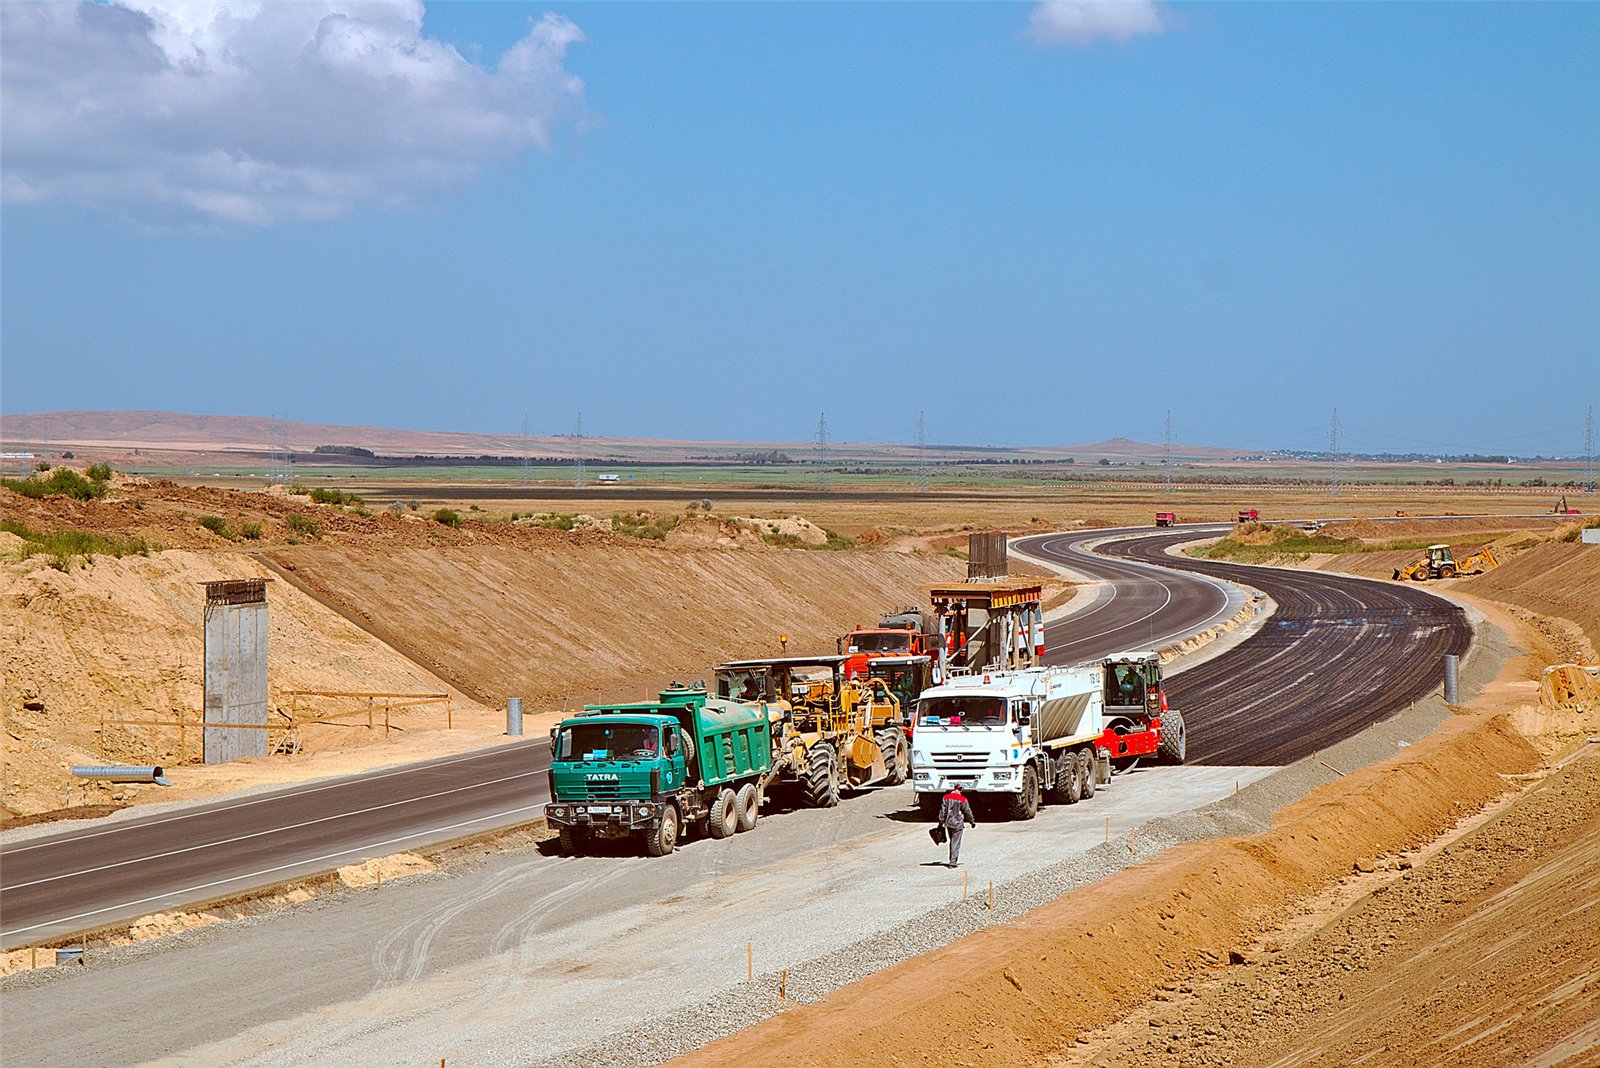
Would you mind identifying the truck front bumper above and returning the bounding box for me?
[545,800,663,831]
[912,766,1021,794]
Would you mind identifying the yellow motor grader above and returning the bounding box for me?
[1393,543,1498,581]
[712,655,908,808]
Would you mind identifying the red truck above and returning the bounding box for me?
[1154,512,1177,527]
[1237,509,1259,522]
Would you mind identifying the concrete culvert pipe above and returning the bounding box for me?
[71,765,171,786]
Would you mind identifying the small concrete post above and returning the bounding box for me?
[1444,654,1459,705]
[507,698,524,737]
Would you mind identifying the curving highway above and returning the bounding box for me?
[1,524,1469,947]
[1099,529,1472,765]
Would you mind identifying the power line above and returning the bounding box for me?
[573,413,586,488]
[914,410,929,492]
[819,412,832,492]
[1580,404,1593,495]
[1162,410,1174,494]
[1328,408,1341,496]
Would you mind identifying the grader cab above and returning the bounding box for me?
[1393,543,1499,581]
[713,655,908,808]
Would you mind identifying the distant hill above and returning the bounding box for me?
[0,410,1262,464]
[1049,437,1251,460]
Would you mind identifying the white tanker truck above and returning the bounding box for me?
[910,651,1183,820]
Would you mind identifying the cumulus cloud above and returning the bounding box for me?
[1,1,586,226]
[1022,1,1167,48]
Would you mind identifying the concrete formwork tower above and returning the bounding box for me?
[202,578,270,764]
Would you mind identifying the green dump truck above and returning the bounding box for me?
[545,684,774,857]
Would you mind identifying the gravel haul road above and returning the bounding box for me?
[1,524,1467,948]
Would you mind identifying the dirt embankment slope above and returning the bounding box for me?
[676,713,1546,1068]
[1070,746,1600,1067]
[264,543,962,707]
[0,549,497,817]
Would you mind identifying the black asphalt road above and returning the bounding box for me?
[1099,529,1472,765]
[0,524,1468,947]
[1,742,551,948]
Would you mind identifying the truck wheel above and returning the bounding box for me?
[877,729,908,785]
[709,788,738,839]
[1439,565,1456,578]
[645,806,679,857]
[1044,757,1072,804]
[917,791,941,819]
[1007,766,1039,821]
[735,783,759,832]
[558,827,585,856]
[801,744,840,808]
[1080,747,1097,799]
[1158,709,1187,765]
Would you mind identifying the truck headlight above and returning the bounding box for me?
[913,771,930,780]
[549,805,567,818]
[992,770,1012,781]
[638,804,654,817]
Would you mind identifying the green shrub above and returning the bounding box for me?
[0,518,149,569]
[198,515,234,539]
[2,468,107,501]
[528,513,578,530]
[35,461,50,472]
[820,528,856,550]
[286,513,320,538]
[433,508,462,529]
[86,463,113,482]
[238,522,263,540]
[309,487,363,507]
[612,512,676,539]
[760,531,807,548]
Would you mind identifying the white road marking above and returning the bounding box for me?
[0,803,545,942]
[4,768,547,891]
[2,741,546,856]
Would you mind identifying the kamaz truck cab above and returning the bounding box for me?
[545,684,773,858]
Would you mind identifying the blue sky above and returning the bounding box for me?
[2,1,1596,455]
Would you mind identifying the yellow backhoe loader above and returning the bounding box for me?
[1393,543,1498,581]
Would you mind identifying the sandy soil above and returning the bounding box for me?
[262,540,962,708]
[0,547,498,818]
[1065,745,1600,1067]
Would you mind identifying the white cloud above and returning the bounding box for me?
[1023,1,1167,48]
[0,1,586,227]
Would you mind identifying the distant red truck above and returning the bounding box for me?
[1155,512,1177,527]
[1237,509,1259,522]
